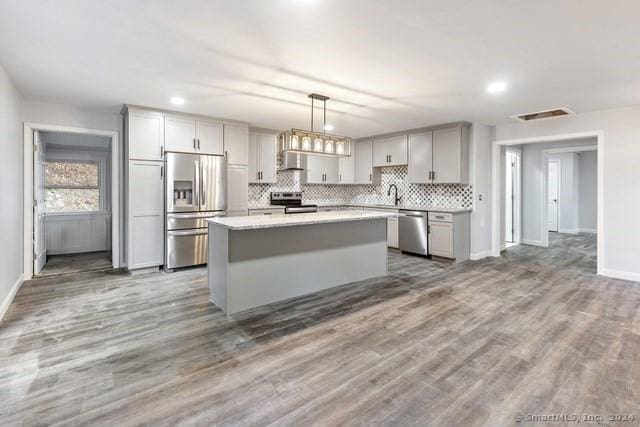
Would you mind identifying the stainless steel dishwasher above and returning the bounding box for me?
[398,210,429,256]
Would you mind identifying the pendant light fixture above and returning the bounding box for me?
[279,93,351,157]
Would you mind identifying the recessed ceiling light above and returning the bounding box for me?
[170,96,185,105]
[487,81,507,93]
[324,124,334,131]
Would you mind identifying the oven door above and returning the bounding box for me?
[166,229,208,269]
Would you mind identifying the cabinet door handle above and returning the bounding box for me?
[160,166,163,178]
[339,174,342,182]
[160,146,164,158]
[369,173,372,182]
[197,138,200,150]
[193,138,196,149]
[432,171,436,181]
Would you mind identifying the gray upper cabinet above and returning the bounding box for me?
[196,120,224,155]
[248,131,277,183]
[165,115,196,153]
[407,125,469,184]
[354,140,381,184]
[302,155,339,184]
[373,135,407,167]
[127,109,164,161]
[165,114,224,155]
[408,132,433,184]
[338,154,355,184]
[432,126,469,184]
[224,124,249,165]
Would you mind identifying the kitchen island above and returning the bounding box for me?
[206,211,396,314]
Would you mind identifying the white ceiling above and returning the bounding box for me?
[1,0,639,138]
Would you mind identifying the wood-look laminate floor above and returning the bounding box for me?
[2,233,640,426]
[37,251,112,278]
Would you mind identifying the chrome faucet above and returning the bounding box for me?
[387,184,402,206]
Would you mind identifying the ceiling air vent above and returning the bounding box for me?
[511,107,575,122]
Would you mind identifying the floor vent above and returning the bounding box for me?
[511,107,575,122]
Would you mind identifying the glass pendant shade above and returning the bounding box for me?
[279,129,351,157]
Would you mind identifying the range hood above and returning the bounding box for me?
[280,152,305,171]
[279,94,352,159]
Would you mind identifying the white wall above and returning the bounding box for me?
[23,101,123,265]
[23,101,120,132]
[578,151,597,232]
[495,106,640,281]
[469,123,494,258]
[0,64,23,319]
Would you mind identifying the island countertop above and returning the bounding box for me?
[206,210,397,230]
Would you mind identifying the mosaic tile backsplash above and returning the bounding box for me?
[249,160,473,209]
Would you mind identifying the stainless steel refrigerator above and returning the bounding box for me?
[165,152,226,270]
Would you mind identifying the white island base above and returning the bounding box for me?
[207,212,394,315]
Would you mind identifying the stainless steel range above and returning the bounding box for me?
[270,192,318,214]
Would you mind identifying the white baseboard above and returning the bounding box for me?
[600,268,640,283]
[578,228,597,234]
[521,239,546,247]
[0,274,24,322]
[558,228,580,234]
[470,250,493,260]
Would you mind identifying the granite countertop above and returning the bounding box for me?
[207,211,397,230]
[248,203,471,214]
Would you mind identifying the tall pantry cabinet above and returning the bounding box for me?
[123,107,165,270]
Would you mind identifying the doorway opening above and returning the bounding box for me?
[495,136,599,273]
[504,148,521,248]
[31,129,116,277]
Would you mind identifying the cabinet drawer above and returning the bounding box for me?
[428,212,453,223]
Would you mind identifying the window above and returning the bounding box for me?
[45,161,101,212]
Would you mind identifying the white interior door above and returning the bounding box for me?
[33,131,47,274]
[548,160,560,232]
[505,153,514,242]
[504,149,522,243]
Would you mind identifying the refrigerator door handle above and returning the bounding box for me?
[200,159,205,207]
[194,160,200,207]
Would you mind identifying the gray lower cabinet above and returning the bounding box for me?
[363,207,399,248]
[428,211,470,261]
